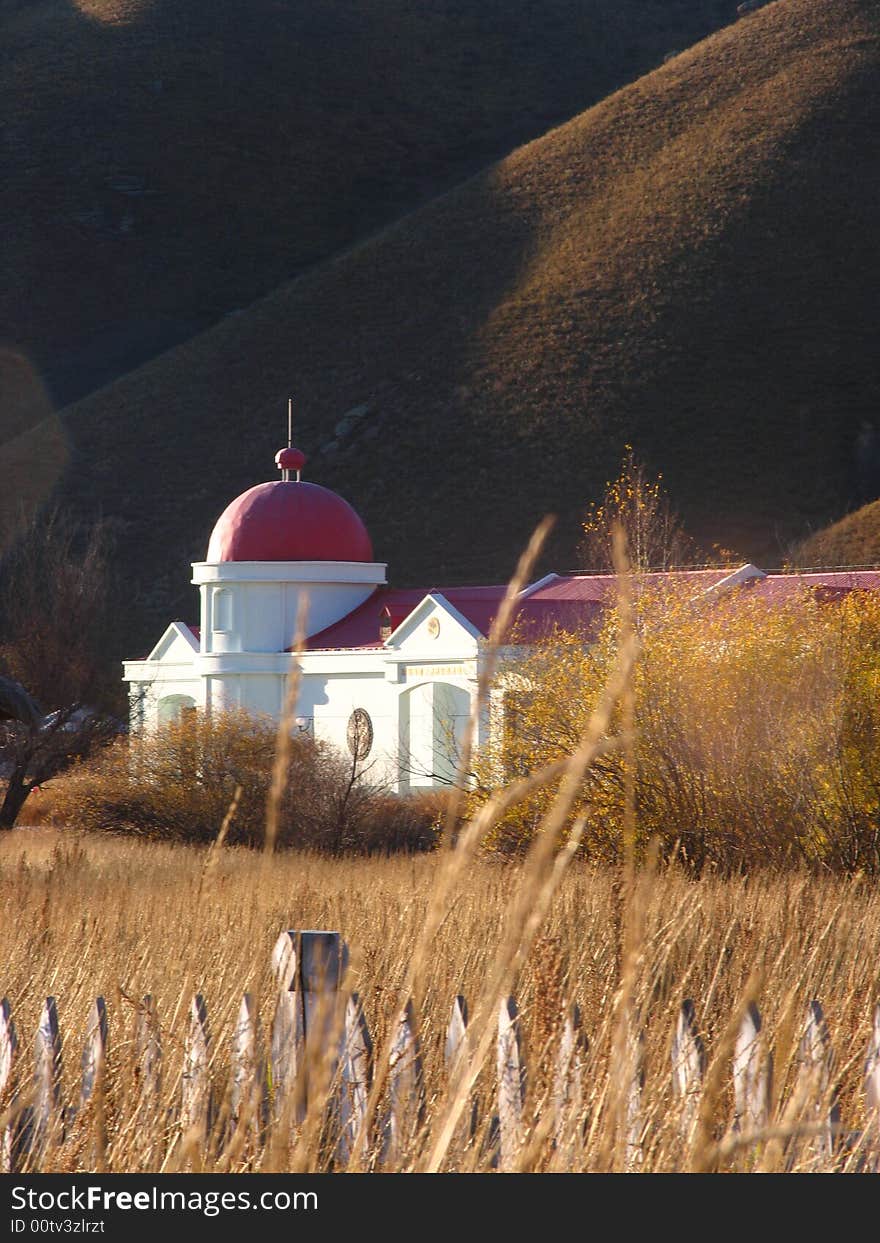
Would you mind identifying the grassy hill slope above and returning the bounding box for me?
[797,501,880,568]
[0,0,731,418]
[6,0,879,657]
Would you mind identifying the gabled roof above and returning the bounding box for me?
[738,569,880,603]
[509,569,745,640]
[305,585,512,651]
[136,621,201,663]
[291,567,880,655]
[382,592,485,646]
[305,580,614,651]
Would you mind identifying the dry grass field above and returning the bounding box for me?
[3,828,879,1172]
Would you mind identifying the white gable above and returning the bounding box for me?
[386,593,481,655]
[144,622,200,664]
[701,564,766,596]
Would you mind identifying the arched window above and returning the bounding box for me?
[214,588,232,632]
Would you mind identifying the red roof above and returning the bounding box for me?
[141,568,880,663]
[525,569,730,601]
[306,586,512,650]
[743,570,880,602]
[207,480,373,563]
[306,580,609,650]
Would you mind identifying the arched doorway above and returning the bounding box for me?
[399,681,470,788]
[157,693,196,726]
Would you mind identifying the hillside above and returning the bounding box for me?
[0,0,731,420]
[797,500,880,569]
[4,0,879,659]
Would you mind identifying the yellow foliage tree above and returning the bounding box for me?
[473,581,880,872]
[580,447,699,572]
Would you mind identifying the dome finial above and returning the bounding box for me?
[275,396,307,481]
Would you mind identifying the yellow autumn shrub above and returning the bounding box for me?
[474,581,880,872]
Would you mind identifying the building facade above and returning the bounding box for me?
[124,441,880,791]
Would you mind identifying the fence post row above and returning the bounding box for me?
[5,933,880,1171]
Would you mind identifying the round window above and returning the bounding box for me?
[347,708,374,761]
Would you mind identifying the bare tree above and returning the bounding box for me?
[0,509,123,828]
[579,447,697,573]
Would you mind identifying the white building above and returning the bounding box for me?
[125,439,879,791]
[123,441,589,791]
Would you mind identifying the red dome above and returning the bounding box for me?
[207,480,374,563]
[275,446,306,472]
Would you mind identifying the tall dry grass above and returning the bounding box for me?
[2,830,879,1172]
[3,527,879,1174]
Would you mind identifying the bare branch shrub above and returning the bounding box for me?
[51,709,439,855]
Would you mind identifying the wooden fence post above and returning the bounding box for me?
[672,1000,704,1144]
[551,1002,587,1170]
[338,993,372,1166]
[795,1000,838,1167]
[270,933,304,1127]
[733,1002,772,1143]
[32,997,63,1162]
[270,930,348,1131]
[497,995,525,1172]
[623,1018,644,1171]
[230,993,266,1147]
[80,997,108,1108]
[297,931,348,1062]
[444,995,476,1161]
[180,994,212,1153]
[445,995,468,1070]
[864,1003,880,1171]
[135,994,162,1107]
[79,997,109,1168]
[387,998,425,1166]
[1,998,21,1173]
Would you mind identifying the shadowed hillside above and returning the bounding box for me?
[0,0,731,416]
[797,500,880,569]
[5,0,879,658]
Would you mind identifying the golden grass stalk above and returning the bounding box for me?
[422,528,638,1171]
[349,517,554,1167]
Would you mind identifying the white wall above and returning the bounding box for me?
[126,587,488,793]
[194,560,387,653]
